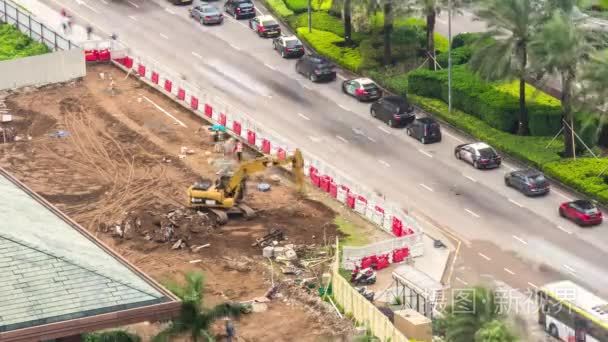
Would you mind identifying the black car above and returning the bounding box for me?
[295,54,336,82]
[273,35,305,58]
[454,142,502,169]
[342,78,382,101]
[224,0,255,19]
[505,169,550,196]
[370,96,415,128]
[406,117,441,144]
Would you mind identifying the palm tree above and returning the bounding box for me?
[474,320,517,342]
[404,0,445,70]
[435,286,516,342]
[383,0,394,65]
[344,0,353,44]
[529,9,594,157]
[468,0,541,135]
[153,272,244,342]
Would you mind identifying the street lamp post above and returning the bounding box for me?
[448,0,452,113]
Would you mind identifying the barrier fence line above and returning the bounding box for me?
[0,0,77,51]
[100,47,425,270]
[334,241,409,342]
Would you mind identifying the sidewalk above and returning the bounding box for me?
[7,0,100,44]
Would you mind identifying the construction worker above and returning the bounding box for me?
[86,25,93,40]
[225,319,235,342]
[234,140,243,162]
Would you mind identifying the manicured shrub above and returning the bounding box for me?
[436,45,473,68]
[296,28,362,71]
[263,0,294,18]
[0,24,48,61]
[544,158,608,204]
[451,32,484,49]
[284,0,332,13]
[407,66,564,134]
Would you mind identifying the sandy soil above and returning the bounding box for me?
[0,64,360,341]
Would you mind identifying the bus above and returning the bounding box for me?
[538,280,608,342]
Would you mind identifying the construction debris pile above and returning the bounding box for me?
[100,206,217,245]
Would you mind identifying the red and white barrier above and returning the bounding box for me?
[108,52,425,269]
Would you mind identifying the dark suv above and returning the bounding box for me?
[370,95,415,128]
[224,0,255,19]
[406,117,441,144]
[295,54,336,82]
[505,169,550,196]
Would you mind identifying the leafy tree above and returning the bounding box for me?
[343,0,353,44]
[383,0,394,65]
[153,272,244,342]
[469,0,543,135]
[83,330,141,342]
[406,0,444,70]
[529,9,595,157]
[435,286,517,342]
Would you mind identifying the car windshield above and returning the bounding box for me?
[363,83,378,91]
[262,20,278,26]
[239,3,253,7]
[574,201,598,214]
[202,7,215,12]
[528,174,546,183]
[285,40,301,47]
[478,148,496,158]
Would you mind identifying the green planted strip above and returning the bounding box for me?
[0,24,49,61]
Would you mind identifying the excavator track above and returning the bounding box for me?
[237,204,256,219]
[208,208,229,225]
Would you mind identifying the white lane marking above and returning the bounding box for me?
[264,63,276,71]
[254,6,265,15]
[377,126,391,134]
[128,0,139,8]
[160,33,169,39]
[418,149,433,158]
[554,190,573,201]
[528,282,538,289]
[128,15,137,21]
[338,104,351,111]
[308,136,322,142]
[297,113,310,120]
[337,74,346,80]
[478,252,491,261]
[100,0,108,4]
[563,264,576,273]
[367,136,377,143]
[165,7,176,14]
[503,162,516,171]
[465,208,480,218]
[336,135,348,143]
[464,175,477,182]
[265,94,273,99]
[455,277,469,285]
[557,225,573,234]
[229,43,241,51]
[443,131,465,143]
[378,159,391,168]
[75,0,100,13]
[142,96,187,128]
[301,83,312,90]
[191,51,202,59]
[419,183,434,192]
[504,268,515,275]
[508,198,524,208]
[512,235,528,245]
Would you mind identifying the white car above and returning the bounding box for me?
[454,142,502,169]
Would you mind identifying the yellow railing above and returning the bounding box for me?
[332,240,409,342]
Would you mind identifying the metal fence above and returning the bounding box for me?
[0,0,76,51]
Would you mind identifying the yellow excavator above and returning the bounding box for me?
[187,148,304,224]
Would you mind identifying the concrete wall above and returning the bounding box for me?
[0,49,85,90]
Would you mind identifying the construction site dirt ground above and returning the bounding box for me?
[0,63,389,341]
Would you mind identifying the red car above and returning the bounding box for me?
[559,200,603,226]
[249,15,281,38]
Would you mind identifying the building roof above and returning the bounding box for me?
[0,168,180,341]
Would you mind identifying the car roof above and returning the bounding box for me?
[307,54,329,62]
[201,4,217,9]
[571,199,595,208]
[283,35,300,42]
[354,78,376,85]
[468,142,491,150]
[383,95,407,105]
[416,117,436,124]
[518,169,543,177]
[257,15,276,21]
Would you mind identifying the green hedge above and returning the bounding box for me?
[544,158,608,203]
[289,12,368,42]
[0,24,48,61]
[263,0,294,18]
[297,28,362,71]
[284,0,332,13]
[436,45,473,68]
[407,66,563,134]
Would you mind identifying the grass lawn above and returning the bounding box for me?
[0,24,48,61]
[334,216,370,246]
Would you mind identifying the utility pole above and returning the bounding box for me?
[308,0,312,33]
[448,0,452,113]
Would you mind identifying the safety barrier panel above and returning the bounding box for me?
[333,243,409,342]
[109,52,425,263]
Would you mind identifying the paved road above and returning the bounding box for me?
[17,0,608,300]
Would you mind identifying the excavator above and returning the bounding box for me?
[187,148,305,224]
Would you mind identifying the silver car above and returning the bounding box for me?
[189,4,223,25]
